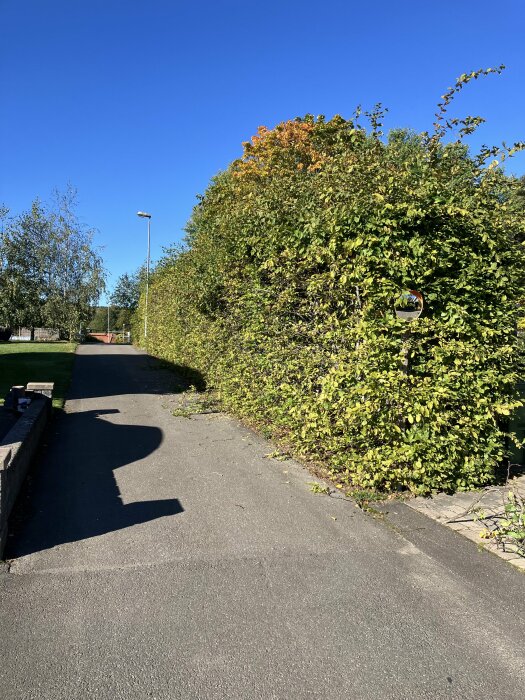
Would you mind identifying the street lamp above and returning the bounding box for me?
[137,211,152,339]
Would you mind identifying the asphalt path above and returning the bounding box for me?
[1,344,524,699]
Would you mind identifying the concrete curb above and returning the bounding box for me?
[0,394,51,559]
[406,475,525,572]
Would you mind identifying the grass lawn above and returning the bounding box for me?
[0,342,77,409]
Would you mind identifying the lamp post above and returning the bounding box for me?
[137,211,152,339]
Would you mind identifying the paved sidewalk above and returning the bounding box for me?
[407,475,525,572]
[2,345,525,699]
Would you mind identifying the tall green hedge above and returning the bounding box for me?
[135,79,525,493]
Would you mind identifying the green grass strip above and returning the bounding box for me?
[0,342,77,409]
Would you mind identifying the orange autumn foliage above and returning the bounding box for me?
[233,119,326,178]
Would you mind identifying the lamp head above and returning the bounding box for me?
[137,211,152,218]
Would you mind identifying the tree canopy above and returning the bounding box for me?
[110,268,143,309]
[0,190,105,339]
[104,267,145,330]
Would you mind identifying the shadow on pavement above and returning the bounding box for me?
[67,347,206,399]
[5,347,195,560]
[6,408,183,559]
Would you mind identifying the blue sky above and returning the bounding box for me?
[1,0,524,302]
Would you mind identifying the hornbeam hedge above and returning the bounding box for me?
[135,71,525,493]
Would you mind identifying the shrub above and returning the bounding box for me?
[134,69,525,494]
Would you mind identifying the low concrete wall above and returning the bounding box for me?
[0,394,51,558]
[86,332,116,344]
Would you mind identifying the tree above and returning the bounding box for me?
[0,200,53,332]
[0,189,105,339]
[88,306,119,332]
[110,268,142,309]
[109,267,144,329]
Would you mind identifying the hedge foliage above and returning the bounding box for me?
[135,70,525,493]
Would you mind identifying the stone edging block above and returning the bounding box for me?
[0,394,52,559]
